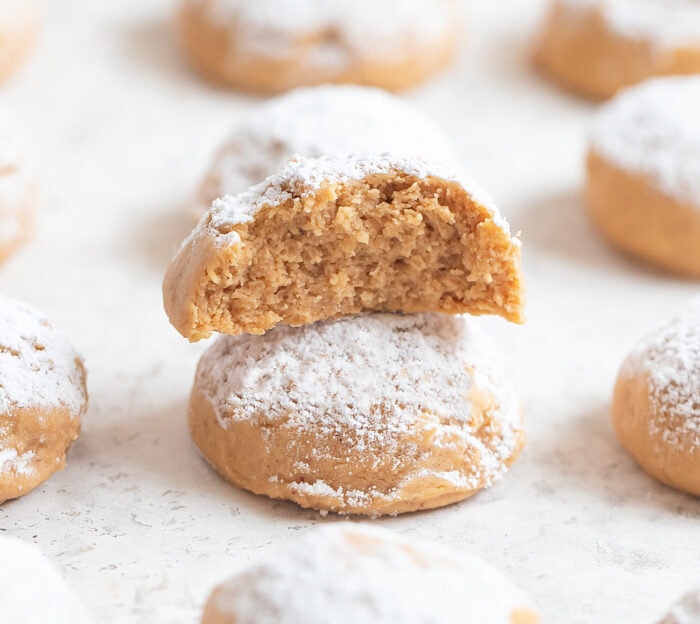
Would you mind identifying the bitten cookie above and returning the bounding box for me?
[612,300,700,496]
[0,109,35,263]
[536,0,700,99]
[0,0,37,82]
[659,590,700,624]
[0,296,87,503]
[195,85,455,215]
[0,535,92,622]
[189,313,524,516]
[201,525,539,623]
[164,154,524,340]
[176,0,460,93]
[586,77,700,277]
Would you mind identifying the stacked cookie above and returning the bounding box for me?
[163,91,526,516]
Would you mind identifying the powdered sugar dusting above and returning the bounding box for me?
[197,85,456,210]
[188,0,456,65]
[197,313,522,509]
[208,524,534,624]
[660,589,700,624]
[560,0,700,48]
[0,447,35,477]
[203,152,511,245]
[0,295,85,415]
[620,299,700,452]
[0,535,93,623]
[591,76,700,206]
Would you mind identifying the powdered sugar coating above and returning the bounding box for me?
[660,590,700,624]
[0,535,92,623]
[206,524,534,624]
[187,0,456,65]
[0,295,85,415]
[620,299,700,452]
[559,0,700,48]
[590,76,700,206]
[197,313,522,508]
[197,85,456,211]
[203,152,511,247]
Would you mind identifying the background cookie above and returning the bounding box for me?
[189,313,524,516]
[0,0,37,82]
[0,535,92,622]
[195,85,456,215]
[612,300,700,497]
[201,525,539,624]
[586,77,700,277]
[536,0,700,99]
[177,0,460,93]
[659,590,700,624]
[0,109,35,263]
[0,295,88,503]
[164,153,524,340]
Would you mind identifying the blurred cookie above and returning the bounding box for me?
[659,590,700,623]
[0,0,38,81]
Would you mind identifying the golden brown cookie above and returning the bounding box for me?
[0,535,93,622]
[536,0,700,99]
[164,154,525,340]
[0,0,37,82]
[195,85,456,215]
[585,77,700,277]
[201,525,539,623]
[659,590,700,624]
[176,0,460,93]
[613,300,700,497]
[0,296,88,504]
[189,313,524,516]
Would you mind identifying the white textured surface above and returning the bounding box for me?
[0,535,92,623]
[196,85,456,211]
[1,1,699,623]
[590,76,700,206]
[205,524,533,623]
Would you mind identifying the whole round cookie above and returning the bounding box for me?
[195,85,456,215]
[164,153,525,340]
[659,590,700,623]
[189,313,524,516]
[177,0,460,93]
[586,77,700,277]
[0,296,87,503]
[0,109,35,263]
[0,0,37,82]
[201,525,539,624]
[612,300,700,496]
[0,535,92,623]
[536,0,700,99]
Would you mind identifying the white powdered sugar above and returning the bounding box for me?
[0,535,93,623]
[189,0,456,64]
[660,590,700,624]
[620,299,700,452]
[0,295,85,415]
[197,85,457,209]
[590,76,700,206]
[0,447,35,476]
[560,0,700,48]
[202,152,510,247]
[208,524,534,624]
[197,313,521,505]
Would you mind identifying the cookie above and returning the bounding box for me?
[0,109,35,263]
[176,0,460,93]
[201,524,539,623]
[195,85,455,215]
[188,313,524,516]
[586,77,700,277]
[659,590,700,624]
[612,300,700,496]
[536,0,700,99]
[164,154,525,340]
[0,0,37,82]
[0,296,87,503]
